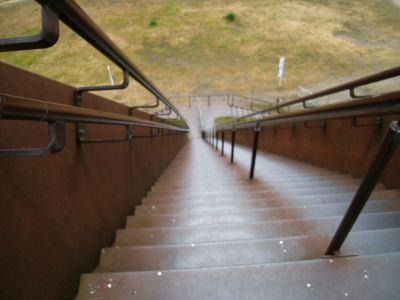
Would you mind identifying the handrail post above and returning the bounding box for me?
[221,130,225,156]
[325,121,400,256]
[216,131,219,151]
[249,125,260,179]
[231,128,236,163]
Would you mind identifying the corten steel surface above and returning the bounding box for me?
[222,114,400,190]
[0,62,187,300]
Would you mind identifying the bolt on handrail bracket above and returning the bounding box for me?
[325,120,400,256]
[0,4,59,52]
[0,121,66,157]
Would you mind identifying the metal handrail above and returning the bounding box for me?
[217,66,400,128]
[0,93,188,157]
[34,0,187,126]
[231,94,273,109]
[0,94,188,131]
[232,94,271,104]
[170,94,230,107]
[217,90,400,131]
[210,89,400,179]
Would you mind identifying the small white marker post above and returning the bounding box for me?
[277,56,285,88]
[107,65,115,85]
[107,65,116,96]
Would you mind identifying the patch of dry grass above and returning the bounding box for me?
[0,0,399,106]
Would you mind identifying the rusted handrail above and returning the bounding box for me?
[0,94,189,131]
[0,93,188,157]
[217,90,400,130]
[217,66,400,128]
[208,90,400,179]
[29,0,186,126]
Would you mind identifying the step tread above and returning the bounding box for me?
[78,252,400,300]
[146,183,376,198]
[128,199,400,228]
[116,212,400,246]
[143,184,385,203]
[136,194,400,216]
[99,228,400,272]
[136,190,400,214]
[151,178,360,193]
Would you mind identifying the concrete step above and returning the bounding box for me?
[98,228,400,272]
[147,183,364,198]
[149,178,361,196]
[143,184,385,204]
[156,169,341,183]
[153,173,353,189]
[127,199,400,228]
[136,190,400,216]
[78,252,400,299]
[117,212,400,246]
[159,167,334,179]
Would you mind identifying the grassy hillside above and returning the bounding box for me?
[0,0,399,106]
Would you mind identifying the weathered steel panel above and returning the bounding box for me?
[225,116,400,189]
[0,62,187,299]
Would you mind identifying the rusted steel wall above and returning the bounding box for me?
[224,116,400,189]
[0,62,187,300]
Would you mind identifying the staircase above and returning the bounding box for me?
[77,137,400,299]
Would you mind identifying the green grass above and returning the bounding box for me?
[223,12,237,22]
[0,0,399,106]
[165,118,187,128]
[148,18,158,27]
[214,116,238,126]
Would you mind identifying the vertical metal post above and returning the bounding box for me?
[211,131,214,146]
[216,131,219,151]
[249,125,260,179]
[221,130,225,156]
[231,128,236,163]
[325,121,400,255]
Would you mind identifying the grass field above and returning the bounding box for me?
[0,0,399,106]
